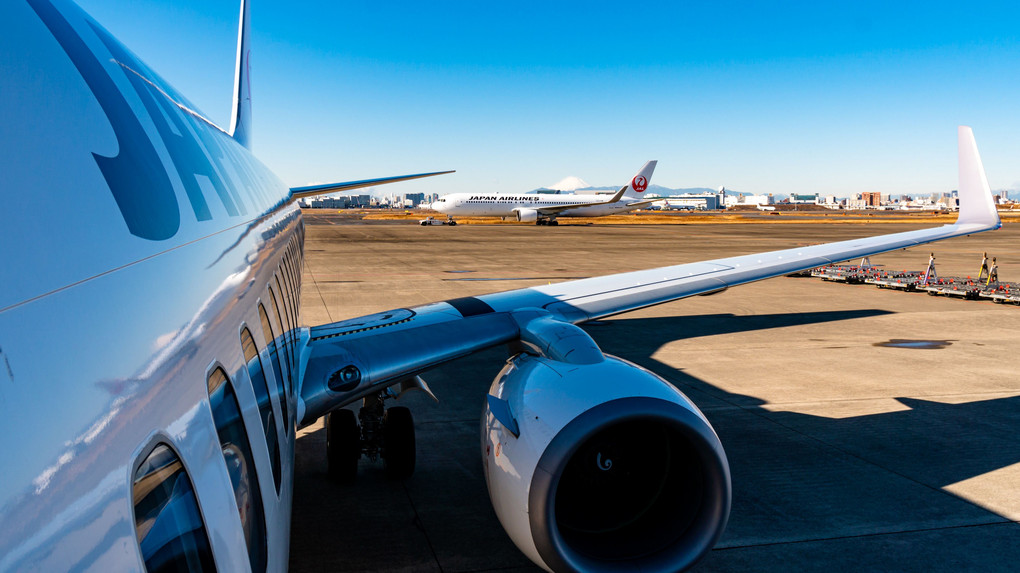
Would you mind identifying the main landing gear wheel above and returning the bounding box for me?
[383,406,416,479]
[326,409,360,483]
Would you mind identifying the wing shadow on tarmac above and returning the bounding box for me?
[290,308,1020,572]
[585,310,1020,566]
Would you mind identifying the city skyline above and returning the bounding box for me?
[76,1,1020,198]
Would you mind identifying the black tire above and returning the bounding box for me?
[383,407,415,479]
[326,409,360,483]
[449,221,457,226]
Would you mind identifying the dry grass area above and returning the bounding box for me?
[354,209,1020,226]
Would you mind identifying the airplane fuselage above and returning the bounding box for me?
[2,1,300,569]
[431,193,644,218]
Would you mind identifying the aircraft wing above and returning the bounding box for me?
[290,170,455,200]
[297,127,1000,425]
[535,186,627,215]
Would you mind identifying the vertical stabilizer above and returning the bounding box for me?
[229,0,251,148]
[622,160,658,198]
[956,126,999,228]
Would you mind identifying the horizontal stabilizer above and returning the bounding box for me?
[290,170,455,200]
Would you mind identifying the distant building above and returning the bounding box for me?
[862,191,882,207]
[403,192,426,207]
[820,195,842,209]
[723,193,773,208]
[655,193,721,210]
[788,193,819,205]
[307,196,351,209]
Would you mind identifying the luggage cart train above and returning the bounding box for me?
[810,252,1019,305]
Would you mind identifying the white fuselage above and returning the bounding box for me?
[430,193,642,218]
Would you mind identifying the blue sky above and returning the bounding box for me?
[75,0,1020,197]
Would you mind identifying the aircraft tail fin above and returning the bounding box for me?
[956,126,1000,228]
[229,0,251,149]
[622,160,657,198]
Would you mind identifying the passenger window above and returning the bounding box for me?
[278,261,297,328]
[268,286,294,384]
[133,443,215,572]
[274,275,292,333]
[207,367,268,573]
[284,254,299,309]
[241,327,283,491]
[259,304,291,421]
[273,276,297,360]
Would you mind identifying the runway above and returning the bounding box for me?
[291,213,1020,572]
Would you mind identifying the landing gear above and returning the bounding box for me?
[325,393,417,482]
[383,407,415,479]
[537,219,559,226]
[326,409,360,483]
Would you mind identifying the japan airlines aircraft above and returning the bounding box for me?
[0,1,1001,572]
[430,161,659,225]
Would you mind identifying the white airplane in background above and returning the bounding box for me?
[430,160,658,225]
[0,1,1002,572]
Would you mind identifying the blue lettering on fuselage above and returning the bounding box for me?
[88,21,246,221]
[27,0,180,241]
[29,0,285,242]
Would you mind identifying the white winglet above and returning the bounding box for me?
[956,126,1000,228]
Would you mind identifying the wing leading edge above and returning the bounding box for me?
[290,170,455,200]
[297,127,1000,425]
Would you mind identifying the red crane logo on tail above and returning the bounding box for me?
[632,175,648,193]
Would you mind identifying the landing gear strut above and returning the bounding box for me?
[325,392,416,482]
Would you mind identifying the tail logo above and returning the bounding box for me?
[632,175,648,193]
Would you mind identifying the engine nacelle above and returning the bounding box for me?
[514,208,539,222]
[482,353,730,572]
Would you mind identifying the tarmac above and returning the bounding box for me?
[291,212,1020,572]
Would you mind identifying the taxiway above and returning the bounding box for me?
[292,213,1020,572]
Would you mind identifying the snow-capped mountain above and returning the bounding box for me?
[547,176,591,191]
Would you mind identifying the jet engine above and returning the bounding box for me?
[482,351,730,572]
[514,208,539,222]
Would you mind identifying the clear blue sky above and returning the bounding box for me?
[76,0,1020,197]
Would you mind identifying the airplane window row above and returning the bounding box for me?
[132,239,302,572]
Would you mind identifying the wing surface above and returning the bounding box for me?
[297,127,1000,425]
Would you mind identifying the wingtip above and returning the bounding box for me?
[955,126,1000,229]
